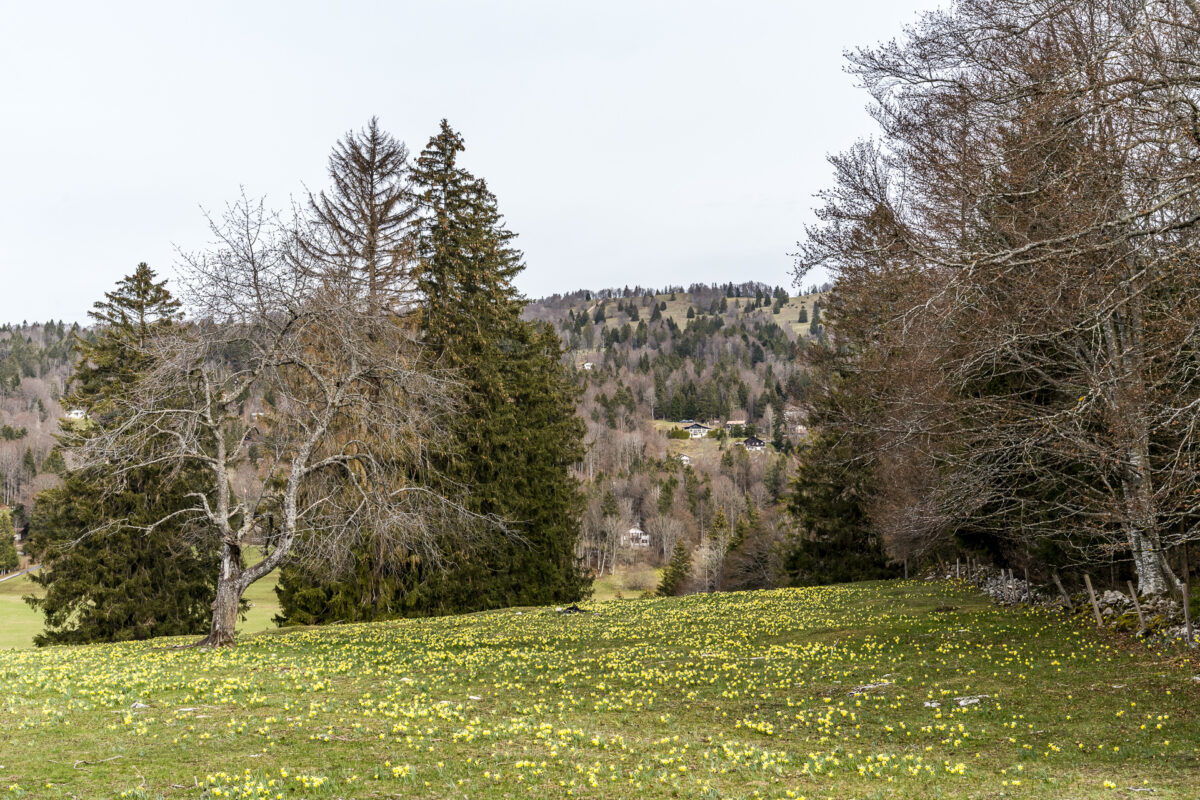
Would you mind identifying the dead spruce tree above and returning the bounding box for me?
[298,117,416,313]
[798,0,1200,594]
[75,195,487,646]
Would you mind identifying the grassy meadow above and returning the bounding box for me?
[652,420,779,464]
[573,291,821,356]
[590,565,661,602]
[0,572,42,651]
[2,579,1199,798]
[641,292,818,337]
[0,567,281,651]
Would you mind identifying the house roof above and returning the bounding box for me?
[743,436,766,447]
[684,422,710,430]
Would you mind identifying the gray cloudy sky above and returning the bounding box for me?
[0,0,932,323]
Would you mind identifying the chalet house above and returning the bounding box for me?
[65,409,86,420]
[582,362,594,371]
[622,525,650,548]
[724,419,747,432]
[678,454,692,466]
[743,435,767,452]
[684,422,710,439]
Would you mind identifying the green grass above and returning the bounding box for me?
[0,572,42,650]
[583,293,822,336]
[239,572,282,635]
[2,579,1198,798]
[0,565,281,651]
[590,565,661,602]
[654,420,777,462]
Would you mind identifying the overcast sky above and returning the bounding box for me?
[0,0,934,323]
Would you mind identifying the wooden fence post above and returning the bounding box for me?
[1185,577,1194,649]
[1126,580,1145,635]
[1083,574,1104,627]
[1184,544,1194,649]
[1053,572,1074,609]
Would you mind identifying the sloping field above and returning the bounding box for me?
[1,580,1197,798]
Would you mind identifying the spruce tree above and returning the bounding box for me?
[26,265,222,645]
[299,117,415,311]
[276,121,589,620]
[408,120,588,611]
[0,510,18,572]
[782,432,896,586]
[657,540,692,596]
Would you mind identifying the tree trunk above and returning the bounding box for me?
[197,546,243,647]
[1123,442,1171,596]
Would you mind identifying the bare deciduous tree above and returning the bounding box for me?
[74,195,488,646]
[798,0,1200,594]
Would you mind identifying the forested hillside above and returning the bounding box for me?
[3,281,841,598]
[523,282,834,593]
[0,322,75,516]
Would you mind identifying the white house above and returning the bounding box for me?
[622,525,650,548]
[684,422,710,439]
[65,409,86,420]
[582,362,594,371]
[678,454,692,466]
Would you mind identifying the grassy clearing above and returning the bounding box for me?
[584,293,821,337]
[0,567,281,651]
[0,572,42,650]
[653,420,777,463]
[646,294,819,334]
[653,420,722,463]
[2,580,1198,798]
[590,565,661,602]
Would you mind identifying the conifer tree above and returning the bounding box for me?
[782,433,896,586]
[407,120,588,611]
[25,264,221,645]
[0,510,17,572]
[299,117,415,311]
[276,121,588,620]
[657,540,692,596]
[709,506,729,542]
